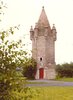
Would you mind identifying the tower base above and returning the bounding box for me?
[35,65,56,79]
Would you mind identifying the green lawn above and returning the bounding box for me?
[30,87,73,100]
[13,87,73,100]
[27,81,48,84]
[56,78,73,82]
[12,77,73,99]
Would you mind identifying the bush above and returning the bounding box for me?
[56,62,73,78]
[22,58,37,79]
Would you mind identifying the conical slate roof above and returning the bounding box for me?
[37,7,50,28]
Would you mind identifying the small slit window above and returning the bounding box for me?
[40,58,42,61]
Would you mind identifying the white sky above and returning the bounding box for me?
[1,0,73,64]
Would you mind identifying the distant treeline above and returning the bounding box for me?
[56,62,73,78]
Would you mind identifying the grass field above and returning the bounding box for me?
[56,78,73,82]
[13,77,73,99]
[30,87,73,100]
[13,86,73,100]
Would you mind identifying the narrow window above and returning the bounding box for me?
[40,58,42,61]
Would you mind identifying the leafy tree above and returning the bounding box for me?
[22,58,37,79]
[0,1,28,99]
[56,62,73,78]
[0,1,38,99]
[0,26,28,99]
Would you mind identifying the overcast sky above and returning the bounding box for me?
[1,0,73,64]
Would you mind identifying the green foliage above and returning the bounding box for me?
[11,87,39,100]
[0,27,28,99]
[0,1,35,99]
[56,62,73,78]
[22,58,37,79]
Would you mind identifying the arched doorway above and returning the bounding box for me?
[39,68,44,79]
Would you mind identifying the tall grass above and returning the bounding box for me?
[30,87,73,100]
[12,87,73,100]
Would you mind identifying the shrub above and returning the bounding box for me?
[22,58,37,79]
[56,62,73,78]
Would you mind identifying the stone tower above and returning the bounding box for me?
[30,7,57,79]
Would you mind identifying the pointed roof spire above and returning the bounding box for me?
[37,6,50,27]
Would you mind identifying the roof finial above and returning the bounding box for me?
[52,24,56,30]
[30,26,33,31]
[35,23,38,28]
[42,6,44,9]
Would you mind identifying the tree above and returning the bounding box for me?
[0,25,28,99]
[0,2,28,99]
[22,58,37,79]
[56,63,73,78]
[0,1,38,99]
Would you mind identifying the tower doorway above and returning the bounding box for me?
[39,68,44,79]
